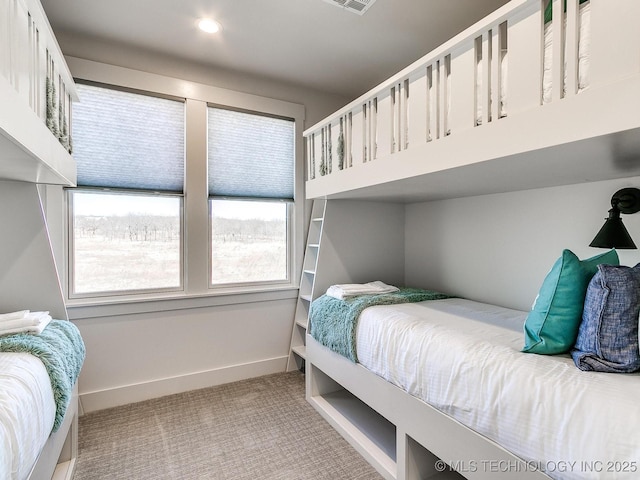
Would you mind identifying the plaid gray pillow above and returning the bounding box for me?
[571,263,640,373]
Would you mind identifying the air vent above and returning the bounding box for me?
[323,0,377,15]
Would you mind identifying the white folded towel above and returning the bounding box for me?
[0,316,41,331]
[0,311,52,336]
[326,281,399,300]
[0,310,29,323]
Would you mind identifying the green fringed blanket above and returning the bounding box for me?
[310,288,453,362]
[0,320,85,431]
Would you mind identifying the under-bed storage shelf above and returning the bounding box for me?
[0,0,78,186]
[307,334,550,480]
[308,351,468,480]
[308,364,397,479]
[304,0,640,202]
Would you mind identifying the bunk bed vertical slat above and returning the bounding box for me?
[564,0,579,97]
[406,70,425,148]
[481,32,491,125]
[550,0,564,102]
[505,2,542,114]
[490,26,501,122]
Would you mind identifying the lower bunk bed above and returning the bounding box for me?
[0,318,85,480]
[306,297,640,480]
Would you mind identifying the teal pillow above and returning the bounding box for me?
[522,249,619,355]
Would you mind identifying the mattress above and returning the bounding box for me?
[0,353,56,480]
[356,298,640,480]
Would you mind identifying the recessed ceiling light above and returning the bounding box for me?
[198,18,220,34]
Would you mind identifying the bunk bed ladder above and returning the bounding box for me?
[286,198,327,372]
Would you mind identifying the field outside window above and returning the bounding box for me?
[70,191,182,295]
[210,199,288,285]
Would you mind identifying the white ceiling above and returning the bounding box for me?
[40,0,509,99]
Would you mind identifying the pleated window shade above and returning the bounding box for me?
[72,83,185,192]
[208,107,294,199]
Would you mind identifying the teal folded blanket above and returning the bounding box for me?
[310,288,453,362]
[0,320,85,431]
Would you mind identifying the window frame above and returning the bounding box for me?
[63,63,305,306]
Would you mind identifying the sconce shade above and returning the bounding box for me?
[589,209,637,249]
[590,188,640,250]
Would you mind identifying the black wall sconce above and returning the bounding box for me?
[590,187,640,249]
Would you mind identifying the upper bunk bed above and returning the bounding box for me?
[303,0,640,203]
[0,0,78,186]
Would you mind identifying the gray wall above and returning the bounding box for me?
[405,176,640,311]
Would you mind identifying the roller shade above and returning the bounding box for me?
[72,83,185,192]
[208,107,294,199]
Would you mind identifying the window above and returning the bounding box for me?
[66,77,301,302]
[207,107,294,286]
[210,199,288,284]
[69,83,185,297]
[71,191,182,294]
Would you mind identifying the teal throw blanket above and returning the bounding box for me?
[310,288,453,362]
[0,320,85,431]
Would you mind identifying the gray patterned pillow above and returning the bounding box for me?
[571,263,640,373]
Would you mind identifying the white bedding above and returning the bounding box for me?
[0,353,56,480]
[356,298,640,480]
[543,1,591,103]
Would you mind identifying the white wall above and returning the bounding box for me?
[405,176,640,311]
[74,294,296,413]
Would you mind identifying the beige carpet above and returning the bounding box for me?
[74,372,384,479]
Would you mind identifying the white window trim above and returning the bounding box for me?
[62,57,305,307]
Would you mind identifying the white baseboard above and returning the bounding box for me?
[79,356,288,413]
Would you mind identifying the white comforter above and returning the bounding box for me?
[0,353,55,480]
[356,298,640,480]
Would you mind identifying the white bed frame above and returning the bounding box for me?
[27,386,79,480]
[1,0,79,479]
[307,337,550,480]
[303,0,640,203]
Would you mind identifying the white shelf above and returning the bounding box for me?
[303,269,316,275]
[300,294,313,302]
[309,388,396,479]
[296,317,308,329]
[291,345,307,359]
[308,243,320,249]
[323,389,396,462]
[52,459,75,480]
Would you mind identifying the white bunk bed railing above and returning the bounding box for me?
[0,0,78,186]
[304,0,640,200]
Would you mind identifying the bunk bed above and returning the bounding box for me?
[302,0,640,479]
[0,0,82,479]
[303,0,640,202]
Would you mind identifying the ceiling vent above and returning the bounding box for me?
[323,0,377,15]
